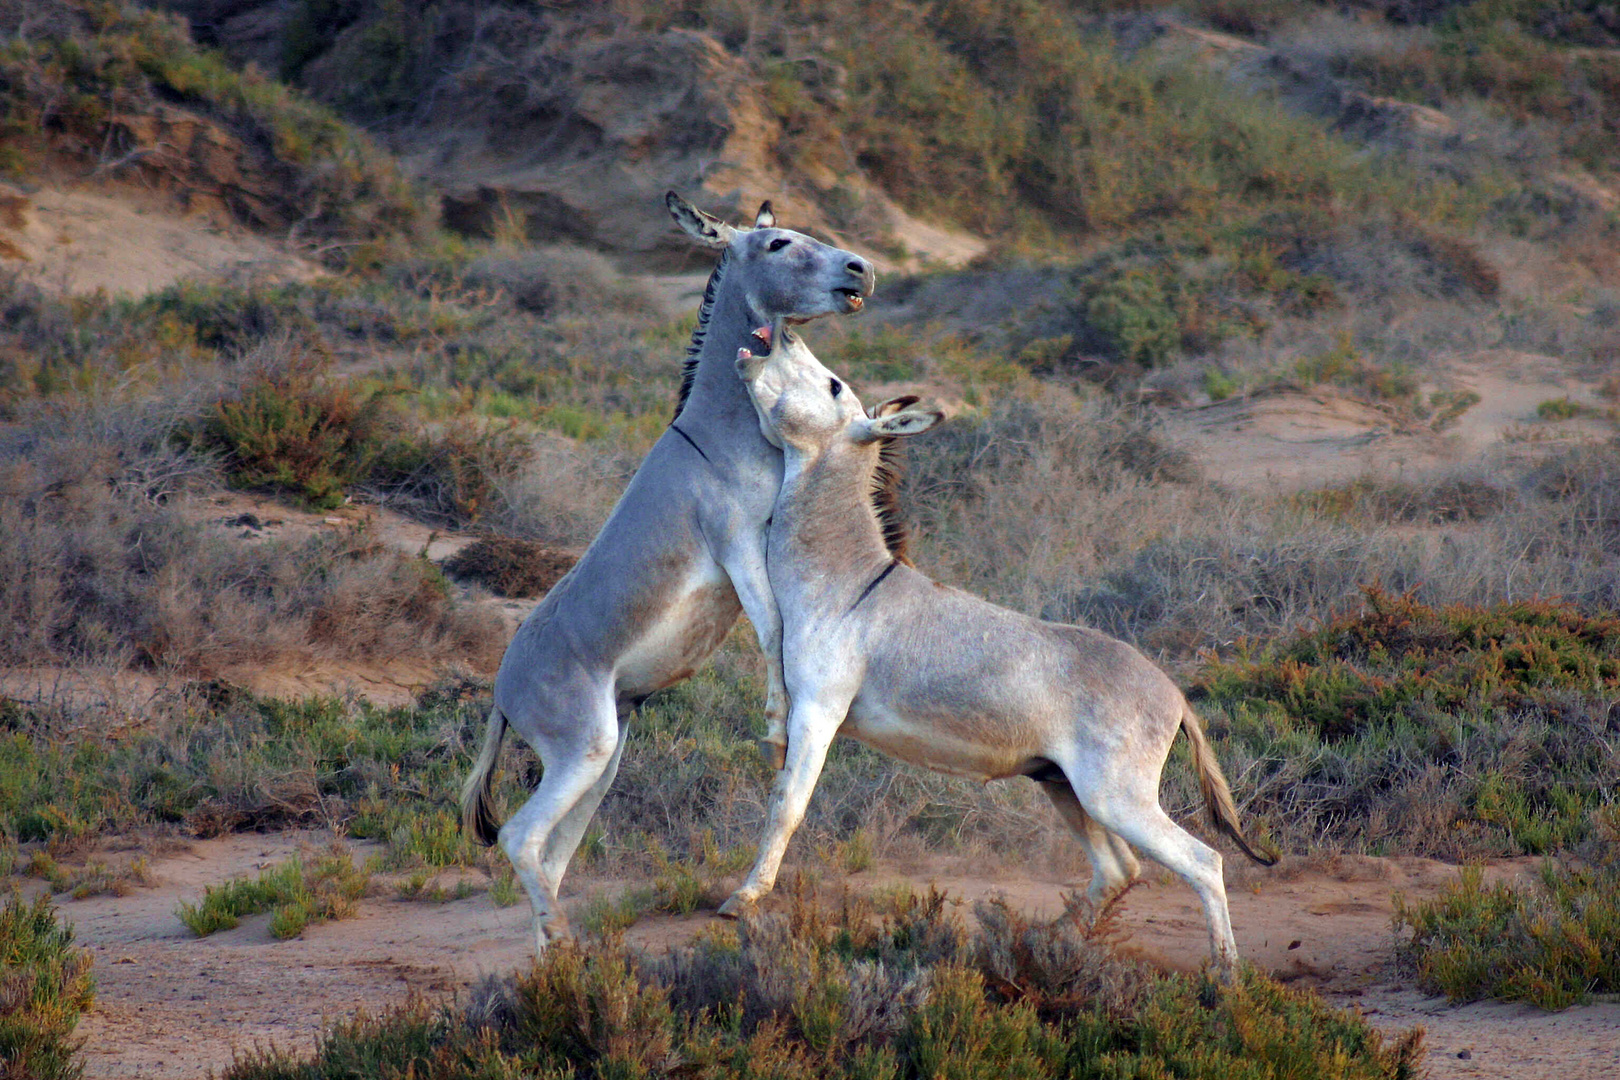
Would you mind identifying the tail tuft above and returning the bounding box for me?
[460,705,509,847]
[1181,705,1278,867]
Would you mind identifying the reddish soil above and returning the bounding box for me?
[28,833,1620,1080]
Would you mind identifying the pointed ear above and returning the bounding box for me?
[754,201,776,229]
[851,407,945,444]
[667,191,735,248]
[867,394,921,420]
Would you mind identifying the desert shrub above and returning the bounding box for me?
[0,687,506,852]
[177,843,370,939]
[1395,836,1620,1009]
[1325,3,1620,176]
[1087,271,1182,366]
[221,881,1423,1080]
[1292,475,1511,525]
[363,423,533,524]
[0,891,95,1080]
[441,536,576,598]
[461,247,660,320]
[0,421,504,675]
[198,356,394,509]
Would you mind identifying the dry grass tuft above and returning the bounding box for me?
[442,537,577,598]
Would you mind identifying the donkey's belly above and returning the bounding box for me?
[614,561,741,698]
[843,699,1040,782]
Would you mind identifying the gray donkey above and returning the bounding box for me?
[461,195,875,952]
[727,328,1275,973]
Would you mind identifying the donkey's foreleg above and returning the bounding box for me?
[722,537,790,770]
[719,699,844,916]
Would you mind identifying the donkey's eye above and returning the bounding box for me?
[829,378,843,398]
[768,237,791,252]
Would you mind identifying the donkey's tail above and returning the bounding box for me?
[460,703,508,847]
[1181,705,1277,866]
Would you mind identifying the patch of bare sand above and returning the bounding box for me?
[35,837,1620,1080]
[0,184,320,296]
[1170,351,1614,493]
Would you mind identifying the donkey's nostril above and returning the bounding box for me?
[846,259,868,276]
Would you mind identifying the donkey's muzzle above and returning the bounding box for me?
[845,256,876,298]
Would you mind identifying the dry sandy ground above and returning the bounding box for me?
[1166,349,1614,494]
[22,833,1616,1080]
[0,184,318,296]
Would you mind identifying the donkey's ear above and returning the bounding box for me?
[667,191,735,248]
[867,395,921,420]
[754,201,776,229]
[852,407,944,443]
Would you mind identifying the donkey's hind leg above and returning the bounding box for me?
[1068,768,1238,974]
[1039,780,1140,915]
[498,681,620,954]
[538,709,629,892]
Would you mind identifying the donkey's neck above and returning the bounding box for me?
[776,449,892,576]
[675,284,771,441]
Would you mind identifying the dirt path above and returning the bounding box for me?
[29,833,1618,1079]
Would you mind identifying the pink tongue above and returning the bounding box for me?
[752,324,772,349]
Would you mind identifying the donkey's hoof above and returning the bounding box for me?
[717,894,756,920]
[539,914,572,944]
[757,738,787,771]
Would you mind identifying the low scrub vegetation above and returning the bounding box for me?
[1194,590,1620,857]
[0,891,95,1080]
[223,881,1423,1080]
[1395,822,1620,1009]
[0,397,505,677]
[177,843,371,939]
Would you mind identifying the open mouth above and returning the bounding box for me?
[834,288,865,312]
[748,324,773,354]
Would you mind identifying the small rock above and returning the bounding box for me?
[1457,1050,1472,1060]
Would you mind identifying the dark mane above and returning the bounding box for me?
[672,246,730,421]
[869,438,911,563]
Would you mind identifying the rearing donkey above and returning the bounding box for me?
[460,195,875,952]
[727,327,1275,973]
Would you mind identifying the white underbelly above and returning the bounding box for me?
[843,700,1032,782]
[615,561,738,696]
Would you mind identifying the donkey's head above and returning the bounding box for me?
[667,193,875,324]
[736,323,941,459]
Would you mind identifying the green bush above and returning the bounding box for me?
[202,361,392,509]
[0,892,96,1080]
[1395,845,1620,1009]
[1086,272,1181,366]
[176,843,371,939]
